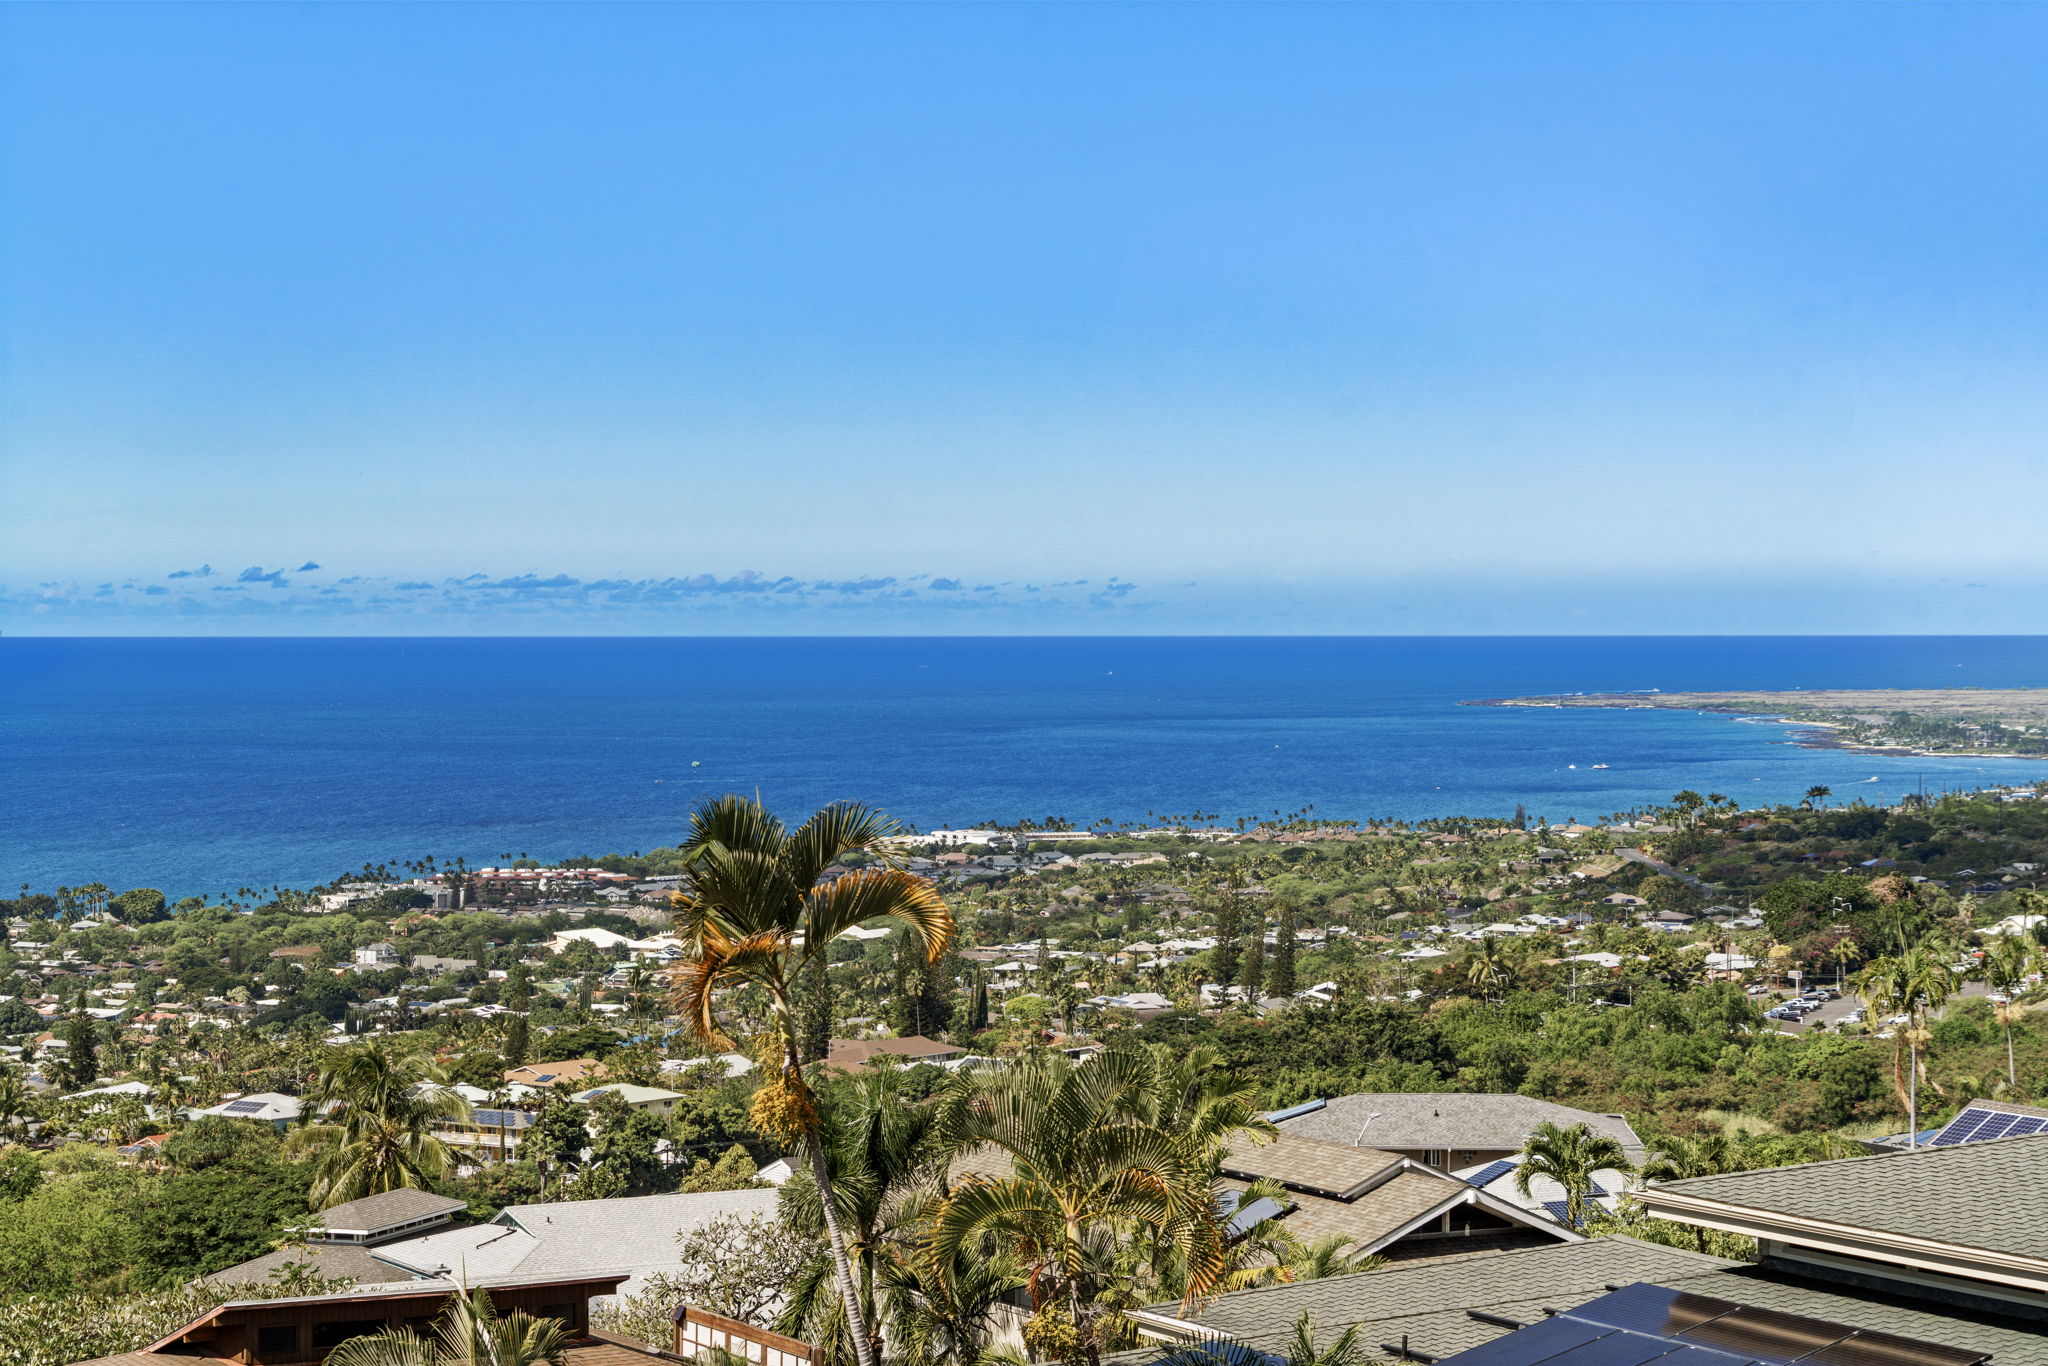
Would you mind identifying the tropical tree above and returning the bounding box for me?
[1856,947,1957,1142]
[1275,1312,1372,1366]
[775,1069,946,1360]
[1462,938,1512,1005]
[1514,1121,1634,1231]
[0,1071,30,1142]
[1978,936,2041,1088]
[929,1050,1231,1366]
[670,796,954,1366]
[1278,1233,1386,1283]
[874,1224,1025,1366]
[300,1038,471,1208]
[1803,786,1832,810]
[325,1285,570,1366]
[1638,1133,1732,1186]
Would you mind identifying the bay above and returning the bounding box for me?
[4,635,2046,898]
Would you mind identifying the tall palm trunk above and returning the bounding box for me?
[780,1017,877,1366]
[805,1125,877,1366]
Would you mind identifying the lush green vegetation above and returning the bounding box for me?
[2,786,2046,1366]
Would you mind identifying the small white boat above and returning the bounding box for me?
[1591,763,1610,770]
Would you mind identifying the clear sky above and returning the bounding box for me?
[4,2,2046,634]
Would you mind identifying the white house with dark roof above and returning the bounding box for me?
[196,1091,304,1128]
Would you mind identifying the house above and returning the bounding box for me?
[1214,1130,1580,1261]
[1864,1098,2048,1153]
[1637,1131,2048,1311]
[505,1058,605,1088]
[75,1273,639,1366]
[572,1082,684,1115]
[822,1035,965,1070]
[1090,991,1176,1018]
[1128,1145,2048,1366]
[438,1105,538,1156]
[354,942,400,967]
[411,955,477,975]
[207,1189,471,1285]
[1273,1094,1642,1173]
[370,1188,782,1299]
[546,928,676,958]
[196,1091,304,1129]
[68,1079,154,1106]
[1453,1154,1634,1229]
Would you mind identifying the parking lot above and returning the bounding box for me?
[1759,978,1995,1034]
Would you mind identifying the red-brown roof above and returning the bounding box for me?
[824,1036,963,1069]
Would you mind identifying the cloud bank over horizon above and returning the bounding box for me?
[5,562,2042,636]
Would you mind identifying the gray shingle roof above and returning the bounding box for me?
[1277,1094,1641,1154]
[1133,1236,2048,1366]
[315,1187,469,1234]
[1144,1235,1723,1348]
[203,1243,412,1286]
[378,1188,784,1298]
[1648,1132,2048,1260]
[496,1187,781,1282]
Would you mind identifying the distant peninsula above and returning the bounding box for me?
[1461,687,2048,759]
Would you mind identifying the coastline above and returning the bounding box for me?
[1462,690,2048,762]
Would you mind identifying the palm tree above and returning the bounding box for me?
[0,1070,29,1142]
[1515,1121,1634,1231]
[775,1068,945,1361]
[1276,1312,1372,1366]
[1280,1233,1387,1282]
[1978,936,2040,1089]
[670,796,953,1366]
[1462,938,1511,1004]
[301,1038,471,1208]
[1638,1133,1732,1185]
[930,1050,1229,1366]
[875,1226,1024,1366]
[1637,1134,1733,1250]
[325,1285,570,1366]
[1856,947,1957,1144]
[1803,786,1832,810]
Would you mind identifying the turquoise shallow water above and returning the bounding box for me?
[4,636,2046,898]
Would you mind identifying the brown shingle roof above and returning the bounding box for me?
[1219,1131,1403,1199]
[824,1036,962,1068]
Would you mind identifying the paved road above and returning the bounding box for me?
[1615,847,1712,890]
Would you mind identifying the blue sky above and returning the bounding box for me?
[4,3,2046,634]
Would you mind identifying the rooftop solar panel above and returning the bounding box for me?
[1561,1284,1986,1366]
[1680,1304,1855,1361]
[1972,1114,2017,1140]
[1465,1159,1517,1188]
[1146,1341,1282,1366]
[1543,1200,1583,1228]
[222,1099,267,1113]
[1927,1111,1983,1145]
[1225,1196,1289,1238]
[2005,1115,2046,1136]
[1561,1284,1727,1338]
[1421,1315,1620,1366]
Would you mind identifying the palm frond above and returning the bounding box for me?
[803,870,954,967]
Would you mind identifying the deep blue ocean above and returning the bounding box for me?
[6,636,2048,899]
